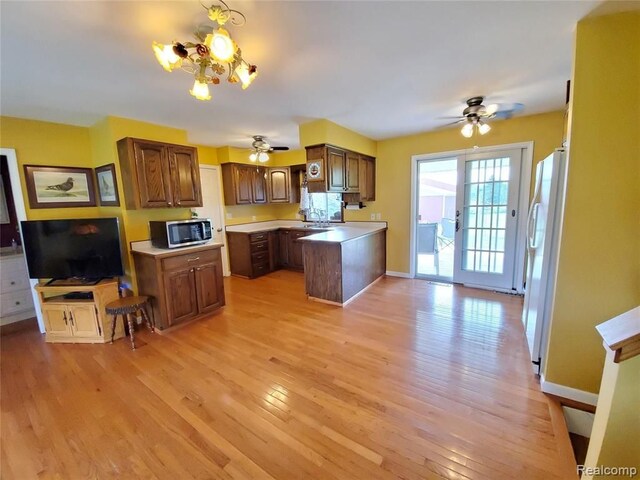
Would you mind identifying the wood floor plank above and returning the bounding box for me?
[1,272,574,479]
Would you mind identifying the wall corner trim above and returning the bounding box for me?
[385,271,412,278]
[540,374,599,406]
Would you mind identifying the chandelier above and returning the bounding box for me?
[461,118,491,138]
[152,1,257,101]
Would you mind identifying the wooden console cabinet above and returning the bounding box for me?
[34,278,123,344]
[117,137,202,209]
[132,244,225,330]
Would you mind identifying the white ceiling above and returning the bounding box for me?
[1,1,600,149]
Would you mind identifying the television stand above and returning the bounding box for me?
[46,277,103,287]
[35,278,124,344]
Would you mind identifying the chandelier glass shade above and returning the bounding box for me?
[152,1,257,101]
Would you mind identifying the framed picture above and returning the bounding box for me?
[94,163,120,206]
[23,165,97,209]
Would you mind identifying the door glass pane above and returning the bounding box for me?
[416,159,457,279]
[462,157,510,274]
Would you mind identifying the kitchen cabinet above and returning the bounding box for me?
[227,228,320,276]
[267,168,292,203]
[279,230,290,267]
[359,154,376,201]
[34,279,123,344]
[226,231,273,278]
[132,245,225,330]
[117,137,202,209]
[221,163,266,205]
[288,230,308,271]
[306,144,375,197]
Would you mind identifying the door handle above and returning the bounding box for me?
[187,257,200,262]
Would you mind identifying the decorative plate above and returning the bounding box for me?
[308,161,321,179]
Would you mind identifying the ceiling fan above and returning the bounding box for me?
[249,135,290,162]
[440,96,524,138]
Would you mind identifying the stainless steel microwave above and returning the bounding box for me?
[149,219,212,249]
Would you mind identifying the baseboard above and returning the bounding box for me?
[541,374,599,407]
[385,271,412,278]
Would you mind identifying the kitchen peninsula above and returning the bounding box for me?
[225,221,387,306]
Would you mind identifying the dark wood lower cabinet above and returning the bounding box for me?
[132,245,225,330]
[194,262,224,314]
[227,228,320,277]
[164,268,198,325]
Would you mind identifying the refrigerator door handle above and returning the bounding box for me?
[527,202,540,251]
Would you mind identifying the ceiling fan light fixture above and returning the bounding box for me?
[461,122,474,138]
[249,152,258,162]
[258,152,269,162]
[478,121,491,135]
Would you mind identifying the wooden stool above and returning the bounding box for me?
[105,296,155,350]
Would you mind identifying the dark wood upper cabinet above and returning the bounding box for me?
[345,151,360,192]
[169,146,202,207]
[118,137,202,209]
[306,144,374,197]
[222,163,295,206]
[252,167,268,204]
[359,154,376,201]
[267,168,291,203]
[327,148,346,192]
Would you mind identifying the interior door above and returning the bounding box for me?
[453,149,523,290]
[194,166,229,276]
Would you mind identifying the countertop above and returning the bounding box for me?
[225,220,387,243]
[130,240,224,258]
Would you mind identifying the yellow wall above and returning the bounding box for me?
[365,111,565,273]
[0,116,100,220]
[299,119,377,156]
[544,12,640,393]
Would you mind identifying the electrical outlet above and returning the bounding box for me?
[370,213,376,220]
[226,212,232,219]
[376,213,382,220]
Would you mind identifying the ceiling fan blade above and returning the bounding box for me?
[483,102,524,119]
[437,116,466,120]
[439,119,467,127]
[270,146,290,151]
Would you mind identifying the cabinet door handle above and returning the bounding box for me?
[167,201,173,206]
[69,312,74,326]
[187,257,200,262]
[190,268,194,273]
[176,200,181,206]
[15,301,20,305]
[63,312,68,325]
[216,228,223,232]
[10,281,15,285]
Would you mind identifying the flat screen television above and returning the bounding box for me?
[21,217,124,283]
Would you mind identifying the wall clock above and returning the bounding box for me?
[308,161,322,179]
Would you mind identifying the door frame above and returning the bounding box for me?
[198,165,230,276]
[409,141,533,293]
[1,148,45,333]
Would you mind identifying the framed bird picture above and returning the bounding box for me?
[94,163,120,207]
[23,165,97,208]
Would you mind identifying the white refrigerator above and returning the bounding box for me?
[522,149,567,374]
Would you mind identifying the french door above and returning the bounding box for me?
[453,149,523,290]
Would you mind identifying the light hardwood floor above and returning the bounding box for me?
[1,272,574,479]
